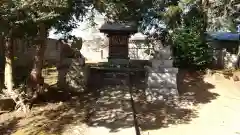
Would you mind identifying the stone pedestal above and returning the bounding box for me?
[0,97,15,112]
[145,47,179,105]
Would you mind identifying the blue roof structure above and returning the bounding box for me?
[207,32,240,41]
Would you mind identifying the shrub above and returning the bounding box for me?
[172,17,213,69]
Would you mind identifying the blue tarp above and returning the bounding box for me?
[208,32,240,41]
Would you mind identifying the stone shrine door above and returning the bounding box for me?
[108,34,129,59]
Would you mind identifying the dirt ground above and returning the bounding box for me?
[142,72,240,135]
[1,69,240,135]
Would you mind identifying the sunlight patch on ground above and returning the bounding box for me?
[13,130,58,135]
[2,70,240,135]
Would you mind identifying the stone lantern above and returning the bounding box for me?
[99,22,137,64]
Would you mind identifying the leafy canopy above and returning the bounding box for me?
[0,0,93,37]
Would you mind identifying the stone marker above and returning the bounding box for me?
[145,44,179,105]
[65,51,86,92]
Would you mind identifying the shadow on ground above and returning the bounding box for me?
[177,70,219,105]
[0,69,219,135]
[0,117,22,135]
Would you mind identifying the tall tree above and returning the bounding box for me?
[94,0,239,37]
[94,0,238,69]
[0,0,93,111]
[25,0,92,104]
[0,0,35,112]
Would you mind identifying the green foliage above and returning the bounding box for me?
[172,17,213,69]
[163,5,182,29]
[0,0,93,38]
[94,0,180,31]
[206,0,239,32]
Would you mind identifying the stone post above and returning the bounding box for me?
[145,45,179,105]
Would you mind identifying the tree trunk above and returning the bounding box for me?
[0,35,4,91]
[57,40,66,88]
[27,23,47,106]
[3,33,29,113]
[30,24,46,86]
[4,35,14,98]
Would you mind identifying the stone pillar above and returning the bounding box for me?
[145,45,179,105]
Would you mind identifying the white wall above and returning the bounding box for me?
[49,11,153,62]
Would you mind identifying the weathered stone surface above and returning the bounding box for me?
[151,60,173,68]
[65,58,85,92]
[152,46,171,59]
[57,58,73,88]
[145,44,178,105]
[148,72,177,79]
[145,67,178,105]
[0,97,15,112]
[146,67,178,74]
[147,72,177,89]
[158,47,172,59]
[147,80,177,89]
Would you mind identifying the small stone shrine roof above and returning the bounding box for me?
[99,22,137,34]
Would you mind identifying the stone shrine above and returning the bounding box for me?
[99,22,137,64]
[145,44,179,105]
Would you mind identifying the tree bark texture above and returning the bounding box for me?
[4,35,14,96]
[27,23,47,106]
[30,24,47,84]
[3,33,29,113]
[0,35,4,91]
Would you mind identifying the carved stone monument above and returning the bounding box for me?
[99,22,137,64]
[145,44,179,105]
